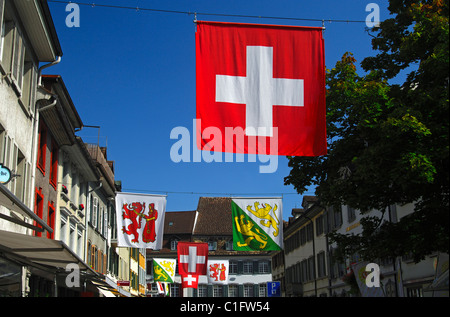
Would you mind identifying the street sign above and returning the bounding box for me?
[0,164,12,184]
[267,281,281,297]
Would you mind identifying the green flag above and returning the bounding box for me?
[153,258,176,283]
[232,198,283,251]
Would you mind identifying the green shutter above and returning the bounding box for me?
[253,284,259,297]
[253,260,259,274]
[223,285,228,297]
[237,261,244,274]
[238,285,244,297]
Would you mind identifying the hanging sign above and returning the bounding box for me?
[0,164,12,184]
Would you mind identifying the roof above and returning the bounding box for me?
[164,210,197,235]
[193,197,232,236]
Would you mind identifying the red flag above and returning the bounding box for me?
[181,274,200,289]
[177,242,208,276]
[196,21,327,156]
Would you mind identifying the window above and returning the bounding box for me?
[229,260,237,274]
[332,205,343,228]
[306,222,314,241]
[258,261,270,274]
[225,240,233,250]
[259,283,267,297]
[228,285,238,297]
[0,125,5,163]
[316,215,324,236]
[14,147,27,203]
[170,239,178,251]
[37,121,47,174]
[91,245,97,270]
[0,0,5,60]
[317,251,327,278]
[60,211,68,245]
[347,206,356,223]
[170,284,180,297]
[98,205,103,233]
[33,188,44,237]
[300,227,306,245]
[87,241,91,267]
[70,169,78,204]
[47,201,55,239]
[103,209,108,237]
[10,23,25,94]
[308,256,315,281]
[243,284,254,297]
[213,285,223,297]
[49,140,58,188]
[92,197,98,227]
[69,220,76,250]
[20,60,37,112]
[301,259,308,283]
[197,285,207,297]
[77,229,83,257]
[243,261,253,274]
[208,240,217,251]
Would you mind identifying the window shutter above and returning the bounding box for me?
[238,285,244,297]
[93,197,98,227]
[253,284,259,297]
[207,285,213,297]
[0,0,5,59]
[223,285,228,297]
[11,25,25,93]
[237,260,243,274]
[253,260,259,274]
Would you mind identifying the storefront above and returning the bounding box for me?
[1,183,111,297]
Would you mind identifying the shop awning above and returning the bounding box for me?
[0,229,93,274]
[0,183,53,233]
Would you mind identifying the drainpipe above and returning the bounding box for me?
[28,57,62,235]
[38,95,58,112]
[38,56,61,87]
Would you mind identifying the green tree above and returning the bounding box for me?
[285,0,448,263]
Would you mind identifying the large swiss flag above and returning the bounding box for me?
[196,21,327,156]
[177,242,208,276]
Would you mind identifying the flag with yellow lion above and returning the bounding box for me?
[153,258,176,283]
[232,198,283,251]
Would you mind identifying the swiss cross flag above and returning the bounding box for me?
[181,274,200,289]
[177,242,208,276]
[196,21,327,156]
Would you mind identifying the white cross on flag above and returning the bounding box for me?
[181,274,199,289]
[196,21,327,156]
[177,242,208,276]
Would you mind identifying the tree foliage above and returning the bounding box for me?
[285,0,448,263]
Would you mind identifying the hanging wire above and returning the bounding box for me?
[48,0,369,24]
[122,188,315,197]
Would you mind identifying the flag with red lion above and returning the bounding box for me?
[207,260,229,285]
[115,192,166,249]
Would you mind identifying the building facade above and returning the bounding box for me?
[146,197,273,297]
[278,196,449,297]
[282,196,329,297]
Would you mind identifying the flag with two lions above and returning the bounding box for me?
[232,197,283,251]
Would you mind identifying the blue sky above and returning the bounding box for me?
[46,0,390,220]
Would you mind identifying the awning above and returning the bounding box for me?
[0,229,93,274]
[0,183,53,233]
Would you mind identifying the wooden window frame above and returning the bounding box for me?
[37,121,47,175]
[34,187,44,237]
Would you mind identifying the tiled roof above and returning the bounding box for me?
[193,197,232,236]
[164,210,197,235]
